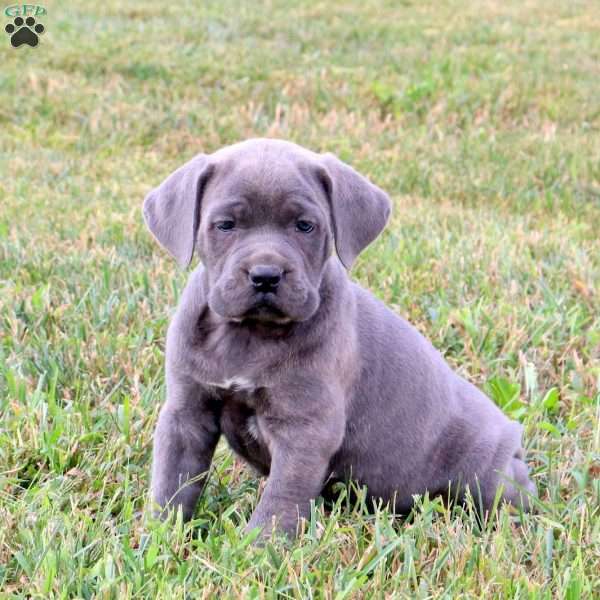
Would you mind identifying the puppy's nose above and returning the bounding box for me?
[249,265,282,292]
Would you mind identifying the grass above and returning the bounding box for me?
[1,0,599,596]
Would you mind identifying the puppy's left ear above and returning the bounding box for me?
[143,154,214,267]
[318,153,391,269]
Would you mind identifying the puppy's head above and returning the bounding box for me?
[143,139,390,324]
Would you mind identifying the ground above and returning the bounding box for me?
[0,0,599,597]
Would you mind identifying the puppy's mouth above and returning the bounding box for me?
[241,293,292,324]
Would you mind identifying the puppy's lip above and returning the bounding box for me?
[240,294,293,323]
[244,304,287,320]
[254,291,278,303]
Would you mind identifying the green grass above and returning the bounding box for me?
[1,0,599,596]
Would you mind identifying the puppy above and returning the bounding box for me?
[144,138,536,537]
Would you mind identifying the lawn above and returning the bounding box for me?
[1,0,599,597]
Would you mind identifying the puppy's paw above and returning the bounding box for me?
[244,514,297,546]
[492,455,537,514]
[506,456,538,512]
[149,495,196,524]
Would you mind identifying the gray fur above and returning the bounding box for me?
[144,138,536,538]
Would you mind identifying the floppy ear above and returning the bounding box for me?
[318,153,391,269]
[142,154,214,267]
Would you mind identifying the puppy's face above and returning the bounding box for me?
[199,158,331,323]
[143,138,391,325]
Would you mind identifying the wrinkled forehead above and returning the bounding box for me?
[204,151,322,213]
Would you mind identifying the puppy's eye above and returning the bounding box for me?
[216,220,235,231]
[295,220,314,233]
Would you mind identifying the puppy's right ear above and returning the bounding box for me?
[143,154,214,267]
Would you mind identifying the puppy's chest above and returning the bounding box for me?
[206,376,257,394]
[210,379,269,413]
[217,389,273,473]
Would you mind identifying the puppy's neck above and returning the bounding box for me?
[174,257,353,387]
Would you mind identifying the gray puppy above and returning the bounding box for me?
[144,138,536,537]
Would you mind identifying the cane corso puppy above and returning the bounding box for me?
[143,138,536,537]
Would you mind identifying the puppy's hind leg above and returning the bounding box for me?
[151,377,221,521]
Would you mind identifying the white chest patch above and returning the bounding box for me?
[246,415,261,441]
[208,376,256,392]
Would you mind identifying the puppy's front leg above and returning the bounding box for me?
[246,383,345,538]
[151,374,220,521]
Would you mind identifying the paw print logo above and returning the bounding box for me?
[5,16,45,47]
